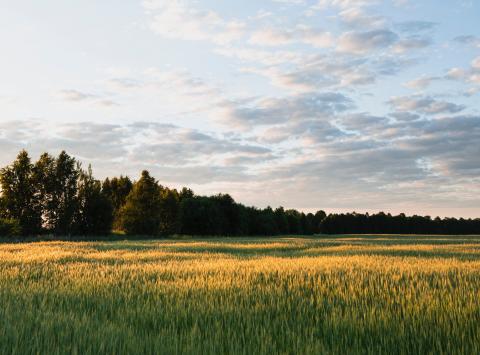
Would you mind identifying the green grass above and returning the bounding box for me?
[1,235,480,354]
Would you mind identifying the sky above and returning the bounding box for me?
[0,0,479,218]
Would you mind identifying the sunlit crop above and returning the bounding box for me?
[0,235,479,354]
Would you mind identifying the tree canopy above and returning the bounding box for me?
[0,150,479,238]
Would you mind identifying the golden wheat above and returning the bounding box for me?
[0,236,479,354]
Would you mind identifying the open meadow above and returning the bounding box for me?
[1,235,480,354]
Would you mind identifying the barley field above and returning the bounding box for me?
[0,235,479,354]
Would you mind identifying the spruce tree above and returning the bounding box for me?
[118,171,162,235]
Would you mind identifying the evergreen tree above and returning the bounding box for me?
[118,171,162,235]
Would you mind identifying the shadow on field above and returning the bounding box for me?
[3,235,480,262]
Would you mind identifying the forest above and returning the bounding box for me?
[1,150,479,237]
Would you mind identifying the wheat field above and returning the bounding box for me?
[0,235,479,354]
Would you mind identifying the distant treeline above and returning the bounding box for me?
[0,150,479,237]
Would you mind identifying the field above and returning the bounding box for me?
[1,236,480,354]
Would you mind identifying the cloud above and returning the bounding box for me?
[241,54,416,93]
[396,21,437,33]
[337,29,399,54]
[388,95,466,115]
[454,35,480,48]
[218,92,354,128]
[251,113,480,212]
[143,0,245,45]
[339,8,385,29]
[2,0,478,217]
[392,36,431,53]
[214,46,303,66]
[312,0,378,10]
[472,56,480,70]
[404,76,439,90]
[249,26,334,48]
[0,120,274,184]
[55,90,119,108]
[57,90,97,102]
[445,57,480,85]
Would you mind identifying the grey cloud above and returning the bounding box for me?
[260,119,349,145]
[388,95,466,115]
[390,112,421,121]
[220,92,354,127]
[394,36,432,53]
[1,113,478,215]
[253,114,480,212]
[0,120,272,183]
[372,56,419,75]
[454,35,480,47]
[338,113,390,133]
[396,21,437,33]
[338,29,399,54]
[258,54,418,93]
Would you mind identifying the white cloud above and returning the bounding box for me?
[339,7,385,28]
[404,76,439,90]
[249,26,334,48]
[55,90,118,108]
[313,0,378,10]
[143,0,245,45]
[446,57,480,85]
[472,56,480,70]
[57,90,97,102]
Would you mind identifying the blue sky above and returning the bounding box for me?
[0,0,479,217]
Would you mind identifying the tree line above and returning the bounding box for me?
[0,150,479,237]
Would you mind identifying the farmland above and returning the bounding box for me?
[1,235,479,354]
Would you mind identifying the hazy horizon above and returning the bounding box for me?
[1,0,479,218]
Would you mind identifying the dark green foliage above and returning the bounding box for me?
[0,218,21,237]
[34,151,80,235]
[1,150,479,237]
[158,188,180,235]
[251,207,278,236]
[53,152,80,235]
[33,152,57,231]
[320,212,480,235]
[0,150,42,235]
[1,150,115,236]
[178,187,194,201]
[118,171,163,236]
[211,194,240,235]
[74,166,113,235]
[285,209,303,234]
[314,210,327,233]
[102,176,133,228]
[178,196,223,236]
